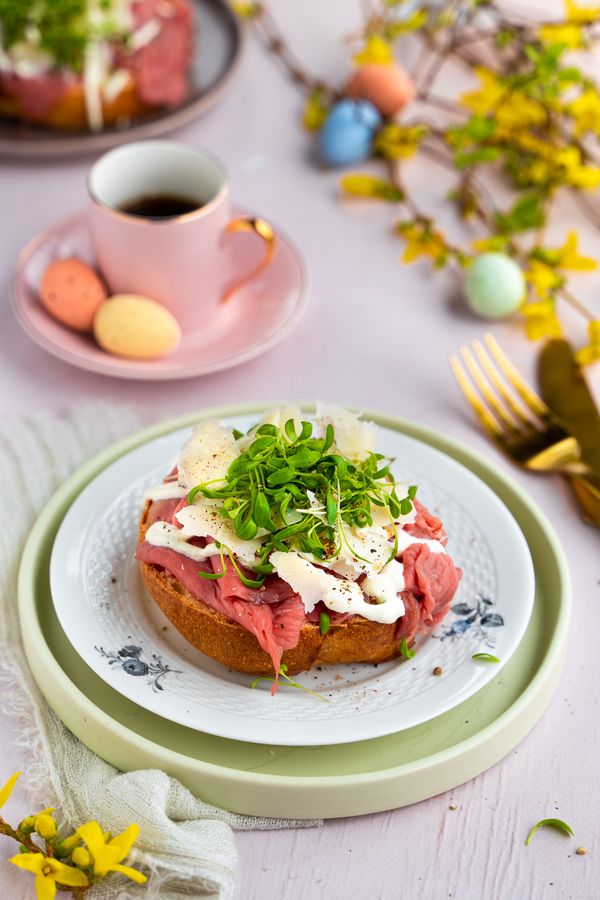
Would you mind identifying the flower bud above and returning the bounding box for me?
[34,813,57,840]
[55,833,80,858]
[72,847,92,868]
[18,816,36,835]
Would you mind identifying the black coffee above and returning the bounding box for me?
[120,194,201,219]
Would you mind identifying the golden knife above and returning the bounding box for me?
[539,339,600,526]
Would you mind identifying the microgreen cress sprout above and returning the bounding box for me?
[188,418,417,576]
[251,665,330,702]
[320,612,331,636]
[525,819,575,846]
[472,652,501,663]
[399,637,415,659]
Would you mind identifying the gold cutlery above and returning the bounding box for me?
[451,333,600,527]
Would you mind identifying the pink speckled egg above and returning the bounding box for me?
[40,258,107,332]
[346,63,415,117]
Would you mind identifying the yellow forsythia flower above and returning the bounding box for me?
[10,853,88,900]
[555,231,597,271]
[398,222,447,264]
[340,173,402,201]
[564,0,600,22]
[525,260,563,298]
[521,301,563,340]
[77,821,147,884]
[575,321,600,365]
[352,35,393,65]
[471,236,509,253]
[302,91,328,131]
[373,124,428,160]
[566,164,600,189]
[460,68,504,112]
[537,23,584,48]
[230,2,260,18]
[568,89,600,136]
[0,771,21,809]
[460,69,545,129]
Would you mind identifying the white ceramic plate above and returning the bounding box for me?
[0,0,243,159]
[50,413,535,746]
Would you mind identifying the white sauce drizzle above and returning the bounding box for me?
[102,67,131,103]
[362,559,406,607]
[144,521,221,561]
[130,19,162,49]
[143,482,187,503]
[269,552,406,624]
[394,529,446,556]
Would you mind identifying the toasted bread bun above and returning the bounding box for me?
[0,77,152,131]
[137,502,410,676]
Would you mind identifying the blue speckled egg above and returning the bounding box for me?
[319,99,382,167]
[464,252,526,319]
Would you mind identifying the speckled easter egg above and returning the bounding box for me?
[40,258,107,332]
[94,294,181,360]
[464,253,526,319]
[319,99,382,167]
[346,63,415,117]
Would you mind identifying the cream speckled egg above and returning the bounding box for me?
[346,63,415,117]
[464,253,526,319]
[94,294,181,360]
[40,258,107,332]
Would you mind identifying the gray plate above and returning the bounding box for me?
[0,0,244,159]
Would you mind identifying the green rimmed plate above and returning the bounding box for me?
[18,403,570,819]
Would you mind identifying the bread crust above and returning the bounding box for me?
[0,78,153,131]
[137,502,409,676]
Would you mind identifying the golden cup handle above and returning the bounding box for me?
[221,216,276,304]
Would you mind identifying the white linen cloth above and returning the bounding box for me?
[0,403,318,900]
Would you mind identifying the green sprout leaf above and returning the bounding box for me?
[400,637,415,659]
[472,653,501,663]
[525,819,575,846]
[496,193,545,233]
[320,612,331,636]
[454,147,501,169]
[187,415,414,579]
[251,666,330,702]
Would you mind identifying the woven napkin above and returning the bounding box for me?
[0,403,319,900]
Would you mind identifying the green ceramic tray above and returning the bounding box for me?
[18,404,570,819]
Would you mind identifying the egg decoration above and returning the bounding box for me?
[319,99,382,167]
[40,258,107,332]
[464,253,526,319]
[94,294,181,359]
[346,63,415,117]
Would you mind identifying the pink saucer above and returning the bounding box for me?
[11,209,308,381]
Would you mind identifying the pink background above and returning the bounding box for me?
[0,2,599,897]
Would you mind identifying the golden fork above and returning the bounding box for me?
[451,333,600,527]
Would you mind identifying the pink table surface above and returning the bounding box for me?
[1,2,599,897]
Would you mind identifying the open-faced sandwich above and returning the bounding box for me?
[136,406,462,687]
[0,0,194,131]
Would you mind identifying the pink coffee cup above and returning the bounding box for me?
[88,140,275,330]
